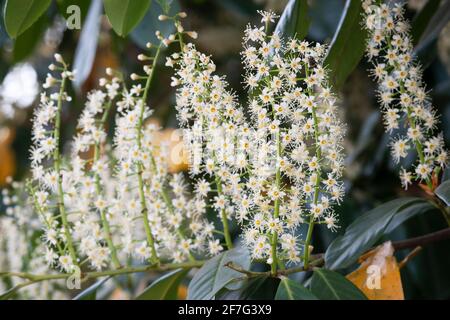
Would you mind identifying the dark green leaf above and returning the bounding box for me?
[442,167,450,182]
[211,0,260,17]
[411,0,442,45]
[346,111,380,164]
[218,276,279,300]
[310,269,367,300]
[324,0,367,90]
[414,0,450,51]
[325,198,431,270]
[0,284,25,300]
[385,200,435,233]
[136,268,188,300]
[275,278,317,300]
[13,13,47,62]
[435,180,450,206]
[130,0,179,49]
[103,0,151,36]
[72,0,103,90]
[187,246,251,300]
[73,276,112,300]
[3,0,51,38]
[274,0,310,40]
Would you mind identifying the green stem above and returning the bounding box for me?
[271,129,281,275]
[28,183,64,255]
[93,101,121,269]
[136,44,163,264]
[401,84,433,190]
[1,260,204,295]
[53,75,78,266]
[215,175,233,250]
[302,72,321,269]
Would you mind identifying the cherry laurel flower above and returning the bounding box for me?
[168,12,345,265]
[363,0,448,187]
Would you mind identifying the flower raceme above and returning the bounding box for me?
[1,11,346,285]
[169,11,345,271]
[22,14,219,275]
[362,0,448,189]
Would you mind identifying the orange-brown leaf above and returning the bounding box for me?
[0,127,16,186]
[346,241,404,300]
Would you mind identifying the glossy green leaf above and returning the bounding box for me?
[218,276,280,300]
[72,0,102,90]
[274,0,310,40]
[275,278,318,300]
[324,0,367,90]
[435,180,450,206]
[136,268,188,300]
[0,284,24,300]
[103,0,151,36]
[3,0,51,38]
[411,0,442,45]
[414,0,450,51]
[187,246,250,300]
[130,0,179,49]
[385,200,435,233]
[13,13,47,62]
[310,269,367,300]
[325,198,433,270]
[73,276,112,300]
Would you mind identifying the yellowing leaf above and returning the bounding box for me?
[0,127,16,186]
[346,241,404,300]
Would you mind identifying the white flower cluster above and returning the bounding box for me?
[29,55,79,272]
[1,180,67,299]
[362,0,448,189]
[24,39,220,274]
[65,75,122,271]
[111,68,219,263]
[169,13,345,266]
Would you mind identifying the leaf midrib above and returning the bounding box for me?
[283,280,294,300]
[156,270,185,299]
[7,0,34,36]
[316,270,340,300]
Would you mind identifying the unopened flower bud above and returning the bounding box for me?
[178,12,187,18]
[130,73,140,80]
[54,53,64,64]
[186,31,198,39]
[106,67,114,76]
[158,15,168,21]
[137,54,148,61]
[143,65,152,75]
[146,42,152,49]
